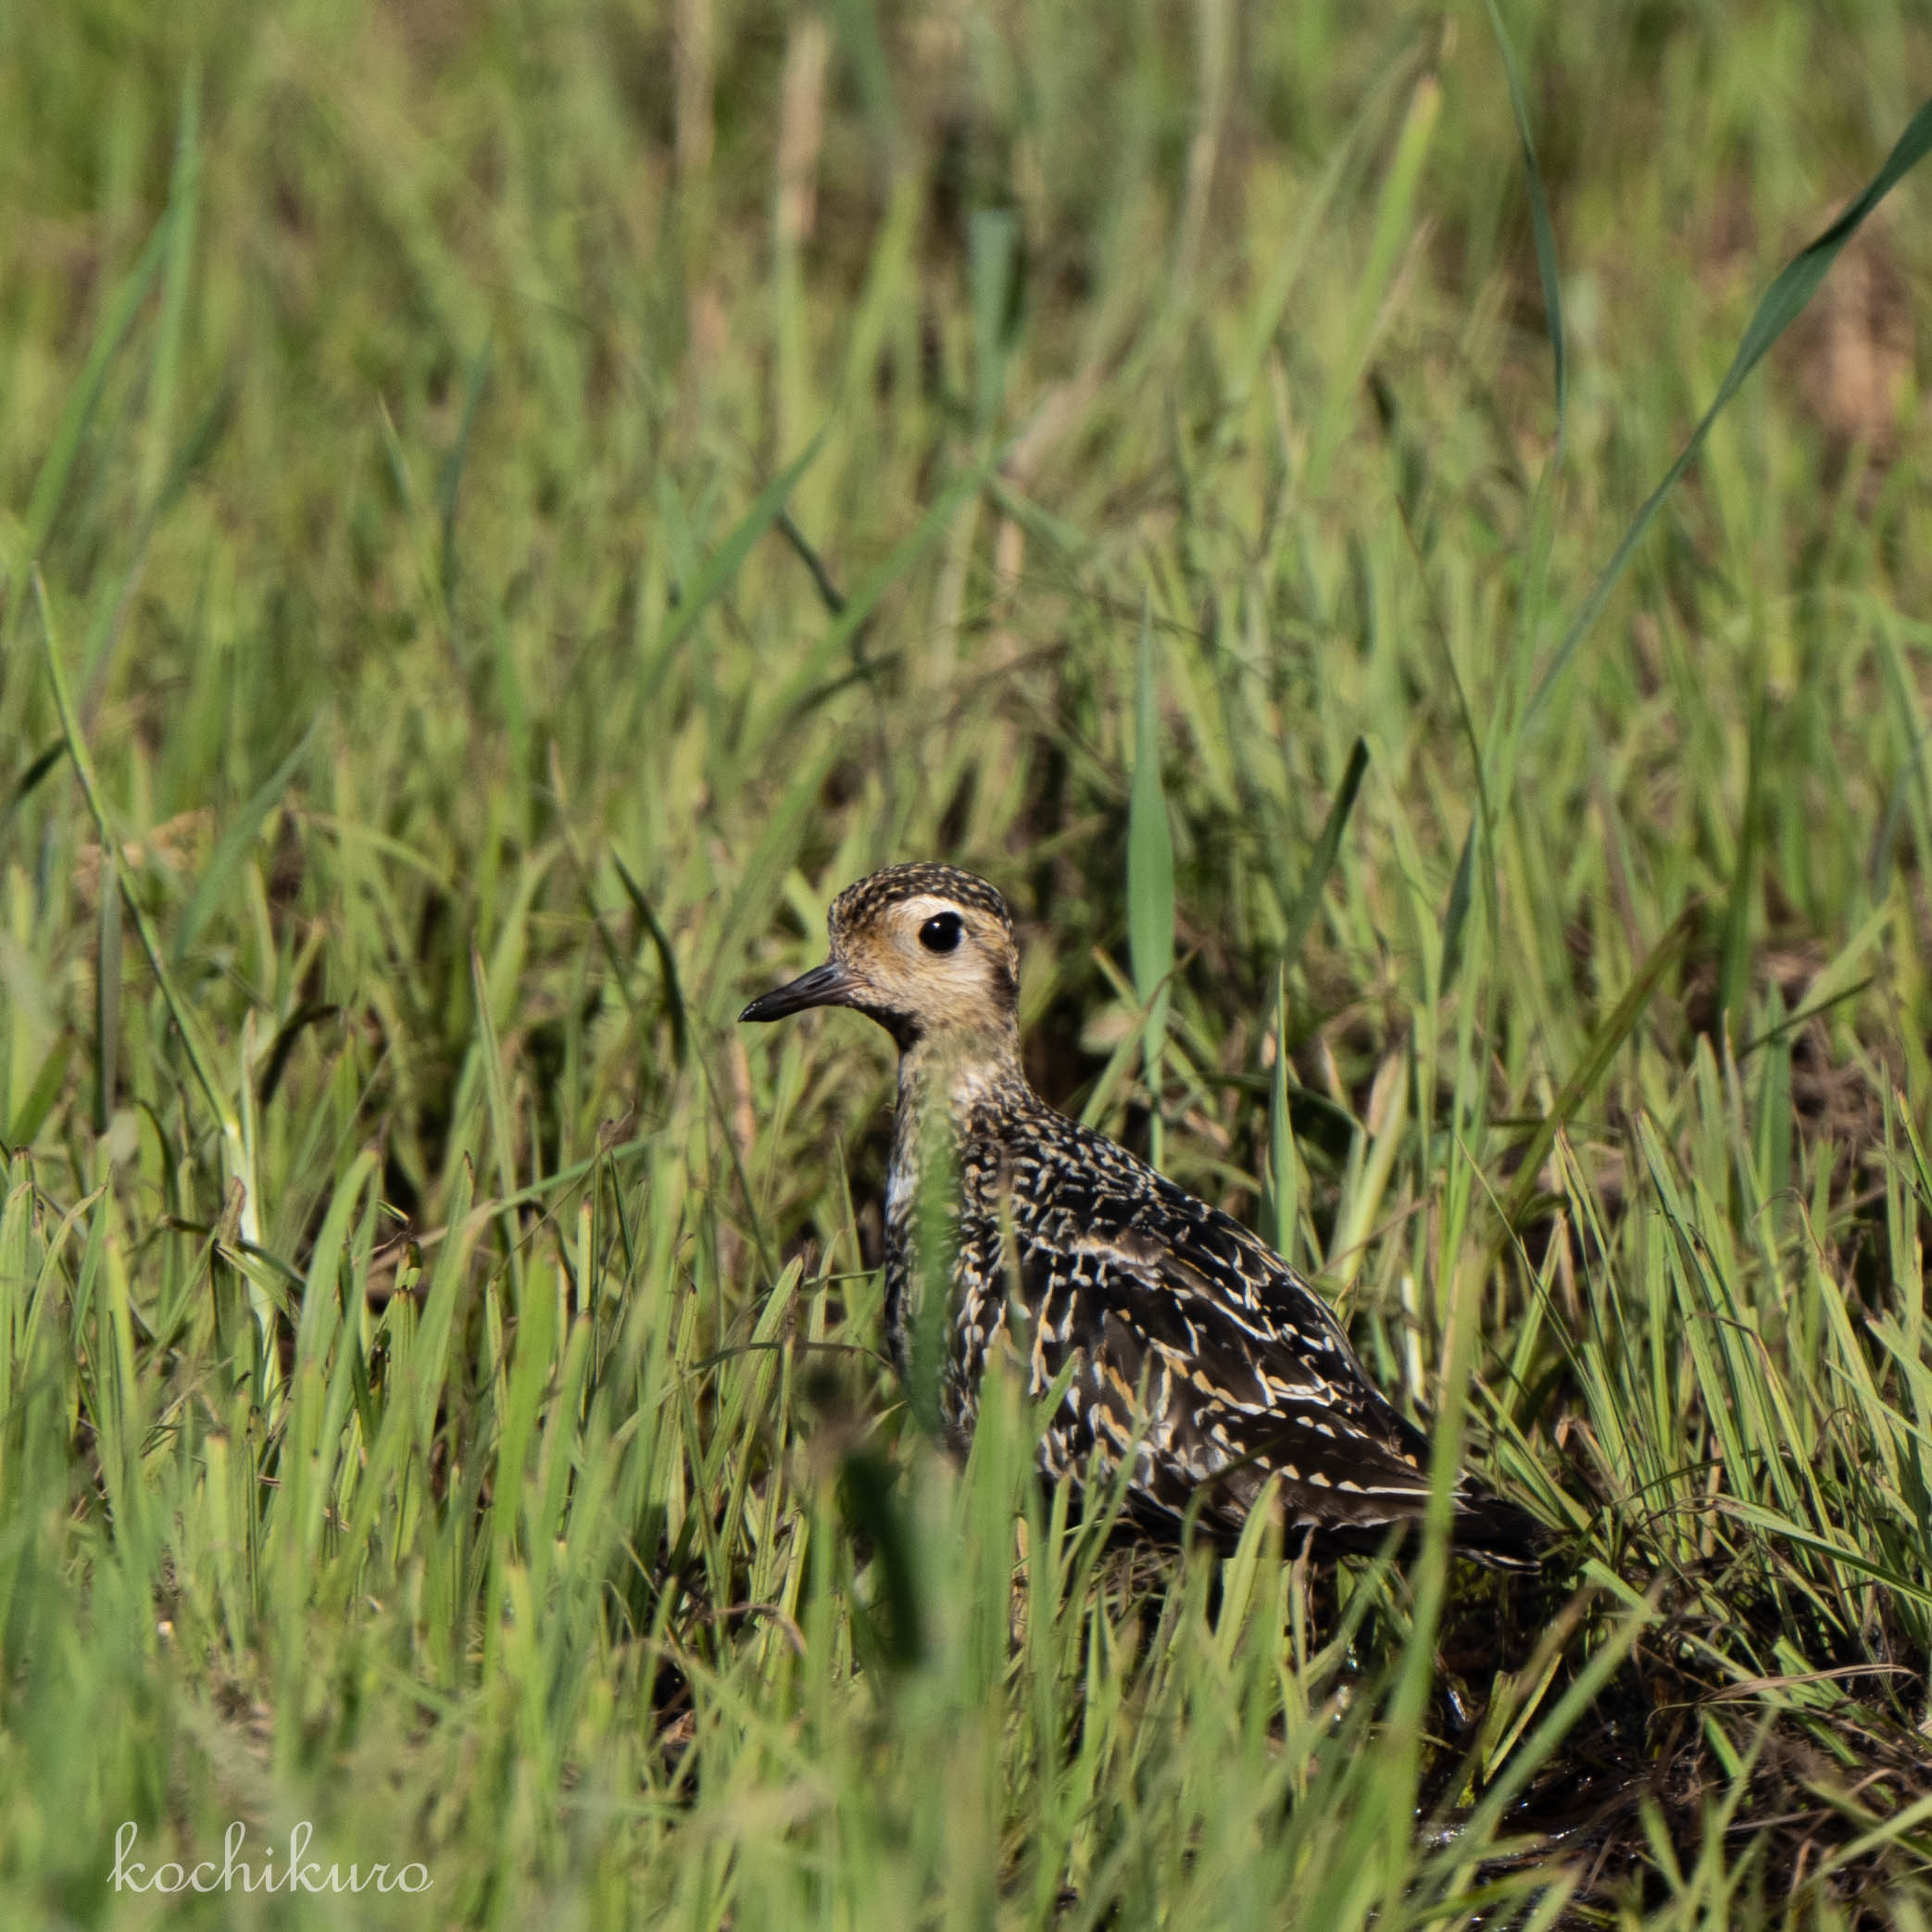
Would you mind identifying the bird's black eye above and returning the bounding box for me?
[919,911,964,954]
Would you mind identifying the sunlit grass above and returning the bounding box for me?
[3,1,1932,1924]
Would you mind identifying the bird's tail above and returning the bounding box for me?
[1449,1490,1549,1571]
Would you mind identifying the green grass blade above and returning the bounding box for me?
[611,848,690,1069]
[438,336,492,602]
[970,207,1020,437]
[1265,967,1298,1267]
[1484,0,1565,447]
[1528,96,1932,723]
[141,66,201,506]
[752,459,990,741]
[11,218,173,592]
[171,724,316,965]
[1715,687,1765,1045]
[38,575,245,1155]
[1437,817,1479,996]
[1501,905,1697,1232]
[1279,735,1368,977]
[1127,596,1174,1164]
[6,1034,73,1154]
[659,428,827,659]
[1226,107,1364,408]
[92,863,120,1138]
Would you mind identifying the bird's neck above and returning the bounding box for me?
[894,1025,1030,1123]
[885,1029,1028,1252]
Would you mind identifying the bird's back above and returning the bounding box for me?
[891,1082,1543,1567]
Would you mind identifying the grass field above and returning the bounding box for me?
[4,0,1932,1923]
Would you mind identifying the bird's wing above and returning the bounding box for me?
[1010,1174,1454,1540]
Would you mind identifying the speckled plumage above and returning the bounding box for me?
[743,862,1544,1567]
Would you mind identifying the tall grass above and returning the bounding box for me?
[2,0,1932,1923]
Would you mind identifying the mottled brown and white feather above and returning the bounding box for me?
[743,861,1545,1568]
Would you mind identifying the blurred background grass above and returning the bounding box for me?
[4,0,1932,1924]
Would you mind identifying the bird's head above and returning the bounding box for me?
[739,862,1021,1057]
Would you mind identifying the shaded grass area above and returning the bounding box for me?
[4,0,1932,1922]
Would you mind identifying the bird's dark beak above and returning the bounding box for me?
[739,960,856,1024]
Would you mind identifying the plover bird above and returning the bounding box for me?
[742,861,1543,1567]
